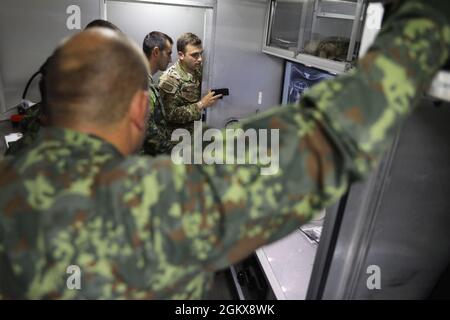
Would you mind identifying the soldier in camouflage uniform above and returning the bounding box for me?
[140,31,175,156]
[159,33,221,136]
[0,0,449,299]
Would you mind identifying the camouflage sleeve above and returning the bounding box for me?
[148,87,156,114]
[158,75,202,125]
[136,0,449,271]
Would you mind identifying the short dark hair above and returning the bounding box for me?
[177,33,202,53]
[85,19,121,32]
[143,31,173,58]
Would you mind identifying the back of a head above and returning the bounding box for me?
[85,19,121,32]
[143,31,173,59]
[45,28,148,127]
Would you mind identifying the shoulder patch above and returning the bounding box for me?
[167,68,182,81]
[159,79,178,94]
[159,65,182,94]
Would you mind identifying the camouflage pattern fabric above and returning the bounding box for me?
[158,60,203,135]
[4,102,44,156]
[140,75,175,156]
[0,0,449,299]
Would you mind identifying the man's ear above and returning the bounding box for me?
[178,51,184,61]
[152,46,160,59]
[129,90,148,132]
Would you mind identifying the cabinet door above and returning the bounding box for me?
[308,0,364,62]
[266,0,308,52]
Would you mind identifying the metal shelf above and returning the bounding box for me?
[263,0,366,74]
[316,12,356,20]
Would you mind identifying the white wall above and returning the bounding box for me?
[0,0,102,119]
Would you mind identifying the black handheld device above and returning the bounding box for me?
[211,88,229,98]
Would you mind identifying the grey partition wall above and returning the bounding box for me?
[0,74,6,116]
[207,0,284,128]
[0,0,103,118]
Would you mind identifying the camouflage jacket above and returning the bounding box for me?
[158,60,203,135]
[0,1,449,299]
[140,75,175,156]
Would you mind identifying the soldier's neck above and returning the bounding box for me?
[179,60,194,75]
[148,59,159,77]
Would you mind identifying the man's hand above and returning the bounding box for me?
[198,91,222,110]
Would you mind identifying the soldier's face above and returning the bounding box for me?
[179,44,203,73]
[157,40,173,72]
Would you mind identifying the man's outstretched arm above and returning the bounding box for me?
[136,0,449,271]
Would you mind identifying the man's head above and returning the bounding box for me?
[143,31,173,75]
[45,28,149,155]
[85,19,121,32]
[177,32,203,73]
[35,20,122,122]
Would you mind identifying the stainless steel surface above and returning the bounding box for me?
[296,0,312,57]
[346,0,364,62]
[254,211,325,300]
[229,266,246,300]
[316,12,355,20]
[266,0,277,47]
[310,0,320,42]
[306,199,348,299]
[256,229,319,300]
[294,52,347,74]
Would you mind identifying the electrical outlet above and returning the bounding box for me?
[258,91,263,105]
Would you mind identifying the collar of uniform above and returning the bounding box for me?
[175,60,195,82]
[37,126,124,158]
[148,73,155,85]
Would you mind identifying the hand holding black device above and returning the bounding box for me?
[211,88,229,99]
